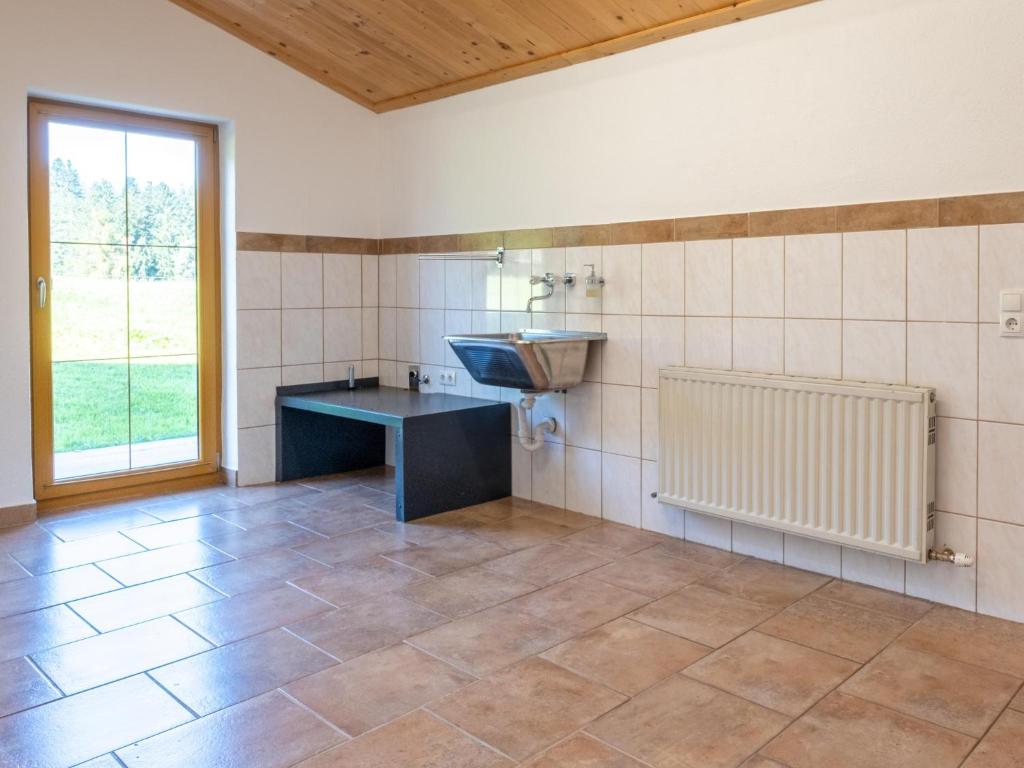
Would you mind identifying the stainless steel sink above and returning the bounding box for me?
[445,330,606,392]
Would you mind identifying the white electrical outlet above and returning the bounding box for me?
[439,370,457,386]
[1000,289,1023,337]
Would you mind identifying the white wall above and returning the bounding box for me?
[378,0,1024,236]
[0,0,380,507]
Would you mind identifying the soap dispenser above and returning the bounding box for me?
[583,264,605,298]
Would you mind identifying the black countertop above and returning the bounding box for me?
[276,385,506,427]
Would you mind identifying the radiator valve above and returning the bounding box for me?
[928,547,975,567]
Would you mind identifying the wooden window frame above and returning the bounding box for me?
[28,99,222,507]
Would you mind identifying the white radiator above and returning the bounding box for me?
[658,368,936,563]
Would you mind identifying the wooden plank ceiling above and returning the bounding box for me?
[169,0,819,112]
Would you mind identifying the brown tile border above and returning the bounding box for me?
[0,502,37,528]
[238,190,1024,254]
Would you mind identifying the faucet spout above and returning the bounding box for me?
[526,273,556,312]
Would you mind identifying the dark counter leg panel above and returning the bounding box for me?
[276,406,386,482]
[396,403,511,521]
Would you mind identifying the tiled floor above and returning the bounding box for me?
[1,469,1023,768]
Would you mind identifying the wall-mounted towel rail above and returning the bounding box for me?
[417,247,504,268]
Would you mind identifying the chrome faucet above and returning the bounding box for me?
[347,364,356,390]
[526,272,576,312]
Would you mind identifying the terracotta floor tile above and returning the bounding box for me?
[518,505,603,530]
[758,594,911,662]
[740,756,788,768]
[700,560,831,608]
[510,575,651,634]
[285,643,474,735]
[294,472,367,493]
[654,538,747,568]
[962,709,1024,768]
[175,584,333,645]
[762,692,975,768]
[0,656,61,717]
[430,657,626,761]
[123,515,245,549]
[77,755,123,767]
[0,523,61,555]
[140,493,247,522]
[32,615,211,694]
[0,553,31,584]
[0,675,192,767]
[481,542,611,587]
[590,547,716,597]
[97,541,234,586]
[70,573,224,632]
[292,557,429,607]
[212,497,313,529]
[408,603,571,676]
[288,595,447,660]
[897,605,1024,677]
[293,527,413,565]
[0,604,96,661]
[817,580,932,621]
[202,521,325,558]
[300,486,394,513]
[542,616,709,695]
[217,482,320,505]
[382,533,508,575]
[684,631,858,716]
[189,547,329,595]
[0,563,120,618]
[523,734,647,767]
[288,505,393,537]
[472,515,578,551]
[42,508,160,542]
[373,519,460,546]
[462,498,533,522]
[11,532,143,574]
[629,584,778,647]
[408,509,490,537]
[295,709,511,768]
[587,674,790,768]
[151,627,336,715]
[560,523,666,558]
[840,644,1020,736]
[401,565,537,618]
[116,690,344,768]
[1012,687,1024,712]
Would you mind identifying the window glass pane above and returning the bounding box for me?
[129,355,199,469]
[52,359,130,479]
[50,244,128,362]
[127,133,196,247]
[48,122,126,246]
[129,246,197,357]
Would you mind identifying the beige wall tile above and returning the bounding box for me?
[602,245,642,315]
[444,310,472,366]
[733,318,783,374]
[906,512,976,611]
[419,259,445,309]
[396,254,420,308]
[324,362,359,382]
[841,548,905,593]
[564,381,602,450]
[907,322,978,418]
[785,319,841,379]
[733,237,783,318]
[979,323,1024,424]
[237,367,280,429]
[282,253,323,309]
[565,247,603,314]
[842,320,906,384]
[602,453,641,527]
[979,224,1024,322]
[601,384,641,458]
[324,308,362,363]
[396,308,419,362]
[641,315,685,388]
[685,317,732,369]
[785,233,841,319]
[361,254,379,308]
[282,309,323,366]
[566,447,602,517]
[978,519,1024,622]
[419,309,445,366]
[641,388,658,461]
[378,308,397,359]
[238,426,276,486]
[685,240,732,316]
[978,421,1024,525]
[361,307,379,359]
[732,523,783,563]
[641,460,685,538]
[323,253,362,308]
[238,251,281,310]
[378,254,397,308]
[511,437,532,499]
[935,417,977,517]
[641,242,684,316]
[908,226,978,322]
[500,250,533,314]
[685,510,732,550]
[282,364,324,386]
[532,248,568,314]
[442,259,471,311]
[472,259,503,312]
[237,310,281,369]
[602,314,642,386]
[783,535,841,577]
[843,230,906,320]
[532,443,566,508]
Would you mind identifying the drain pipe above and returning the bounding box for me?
[928,547,975,567]
[514,394,556,452]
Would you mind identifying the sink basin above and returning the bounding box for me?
[445,330,606,392]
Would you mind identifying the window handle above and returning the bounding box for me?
[37,276,47,308]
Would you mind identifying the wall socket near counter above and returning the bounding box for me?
[438,370,458,386]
